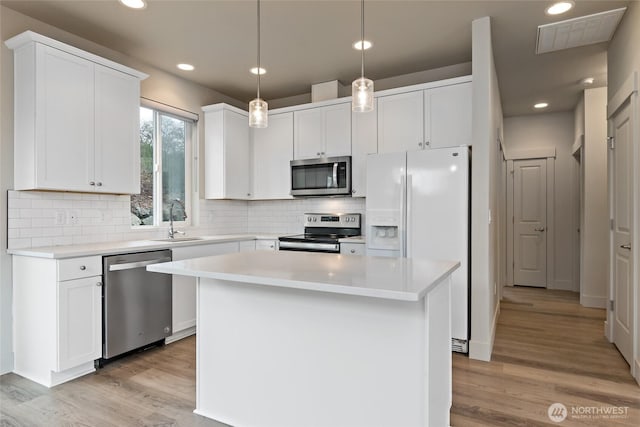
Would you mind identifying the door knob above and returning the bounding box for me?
[620,244,631,250]
[534,227,545,232]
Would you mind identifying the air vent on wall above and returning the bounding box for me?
[536,7,626,54]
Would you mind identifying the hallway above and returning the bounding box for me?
[451,286,640,426]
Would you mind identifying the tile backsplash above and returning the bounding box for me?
[7,191,365,249]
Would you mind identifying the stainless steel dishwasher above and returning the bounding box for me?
[102,250,172,360]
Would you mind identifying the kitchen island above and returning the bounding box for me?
[148,251,459,427]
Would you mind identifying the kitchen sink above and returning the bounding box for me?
[152,237,204,243]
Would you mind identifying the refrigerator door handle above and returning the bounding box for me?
[400,174,406,258]
[406,174,412,258]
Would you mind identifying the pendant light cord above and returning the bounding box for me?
[360,0,365,78]
[257,0,261,99]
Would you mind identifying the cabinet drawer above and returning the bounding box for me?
[58,256,102,281]
[341,243,365,256]
[256,240,278,251]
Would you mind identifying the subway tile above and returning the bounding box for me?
[8,218,31,229]
[8,238,32,249]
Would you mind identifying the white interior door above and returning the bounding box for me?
[611,100,633,365]
[513,159,547,287]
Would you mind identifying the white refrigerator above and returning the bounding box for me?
[366,147,470,353]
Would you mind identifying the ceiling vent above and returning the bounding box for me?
[536,7,626,54]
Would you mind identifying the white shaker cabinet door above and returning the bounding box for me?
[377,90,424,154]
[294,108,324,159]
[351,102,377,197]
[57,276,102,371]
[252,112,294,199]
[424,82,472,149]
[94,64,141,194]
[323,102,352,158]
[35,45,94,191]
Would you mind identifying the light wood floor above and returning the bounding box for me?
[1,286,639,426]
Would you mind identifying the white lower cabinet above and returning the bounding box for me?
[13,255,102,387]
[340,243,365,256]
[169,242,240,340]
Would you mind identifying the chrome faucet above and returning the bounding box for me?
[168,199,187,239]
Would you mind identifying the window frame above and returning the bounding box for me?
[132,99,197,228]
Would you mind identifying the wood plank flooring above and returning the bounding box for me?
[1,286,638,426]
[451,286,640,426]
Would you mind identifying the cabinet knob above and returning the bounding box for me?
[96,182,102,187]
[425,141,430,147]
[89,181,95,186]
[79,265,86,270]
[418,142,423,148]
[351,190,356,194]
[269,245,274,249]
[96,282,102,287]
[350,249,356,254]
[317,152,321,156]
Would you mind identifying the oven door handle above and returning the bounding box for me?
[278,241,340,252]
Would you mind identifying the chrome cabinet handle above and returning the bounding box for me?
[79,265,86,270]
[425,141,430,147]
[96,282,102,287]
[350,249,356,254]
[534,227,545,232]
[418,142,423,148]
[621,244,631,250]
[96,182,102,187]
[89,181,95,186]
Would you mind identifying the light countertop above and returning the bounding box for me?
[7,234,284,259]
[147,251,459,302]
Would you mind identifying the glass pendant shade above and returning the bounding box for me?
[249,98,268,128]
[352,77,374,112]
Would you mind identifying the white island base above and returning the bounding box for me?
[149,251,458,427]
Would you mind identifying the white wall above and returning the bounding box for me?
[470,17,503,362]
[503,112,578,291]
[607,0,640,382]
[574,87,608,308]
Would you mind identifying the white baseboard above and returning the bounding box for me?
[551,280,577,292]
[580,294,607,308]
[635,359,640,386]
[469,301,500,362]
[166,326,196,344]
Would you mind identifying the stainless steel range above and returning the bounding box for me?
[278,213,361,253]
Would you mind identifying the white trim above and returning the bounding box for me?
[141,98,199,122]
[201,102,248,116]
[546,157,556,290]
[635,359,640,386]
[165,326,196,344]
[506,160,514,286]
[504,147,556,160]
[607,71,638,118]
[580,295,607,309]
[4,30,148,80]
[469,302,500,362]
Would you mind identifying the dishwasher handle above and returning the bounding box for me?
[108,257,172,272]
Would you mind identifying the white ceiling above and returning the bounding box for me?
[1,0,632,116]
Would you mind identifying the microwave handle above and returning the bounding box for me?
[332,163,338,188]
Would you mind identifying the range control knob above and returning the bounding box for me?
[313,217,317,222]
[307,216,312,222]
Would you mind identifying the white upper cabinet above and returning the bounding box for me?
[204,105,251,199]
[424,82,472,148]
[294,102,351,159]
[351,103,378,197]
[377,91,424,153]
[94,64,141,194]
[251,112,294,199]
[6,31,147,194]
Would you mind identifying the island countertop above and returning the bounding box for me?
[147,250,459,302]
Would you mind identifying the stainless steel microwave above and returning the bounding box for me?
[290,156,351,197]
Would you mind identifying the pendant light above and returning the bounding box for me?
[249,0,268,128]
[352,0,374,112]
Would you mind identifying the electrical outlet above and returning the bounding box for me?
[54,210,66,225]
[69,210,80,225]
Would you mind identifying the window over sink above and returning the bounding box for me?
[131,103,195,226]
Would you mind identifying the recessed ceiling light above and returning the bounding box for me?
[119,0,146,10]
[545,1,574,16]
[250,67,267,75]
[177,63,194,71]
[534,102,549,109]
[581,77,595,86]
[353,40,373,50]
